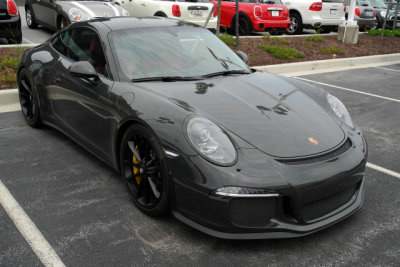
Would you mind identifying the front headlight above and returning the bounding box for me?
[380,11,387,17]
[186,116,236,165]
[122,8,130,16]
[327,94,354,128]
[69,8,82,21]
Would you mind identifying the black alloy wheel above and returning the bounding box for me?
[120,125,171,216]
[18,69,41,127]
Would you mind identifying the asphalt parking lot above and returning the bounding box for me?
[0,64,399,266]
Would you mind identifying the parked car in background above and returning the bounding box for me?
[369,0,388,27]
[344,0,377,30]
[282,0,345,35]
[211,0,290,36]
[374,0,400,28]
[25,0,130,31]
[113,0,218,32]
[0,0,22,43]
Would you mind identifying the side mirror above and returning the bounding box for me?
[68,61,99,83]
[236,51,248,64]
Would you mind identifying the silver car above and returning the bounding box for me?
[25,0,129,31]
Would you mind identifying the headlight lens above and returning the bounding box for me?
[187,116,236,165]
[122,8,130,16]
[327,94,354,128]
[380,11,387,17]
[69,8,82,21]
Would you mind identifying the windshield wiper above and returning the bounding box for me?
[131,76,201,83]
[202,70,252,78]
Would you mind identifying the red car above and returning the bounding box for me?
[212,0,290,35]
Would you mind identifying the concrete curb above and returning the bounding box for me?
[0,43,38,48]
[253,53,400,76]
[0,89,19,105]
[1,53,399,113]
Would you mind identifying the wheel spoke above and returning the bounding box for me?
[128,140,141,162]
[147,177,161,199]
[20,79,32,94]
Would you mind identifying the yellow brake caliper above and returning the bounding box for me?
[132,145,142,185]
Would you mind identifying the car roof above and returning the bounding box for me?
[72,17,200,32]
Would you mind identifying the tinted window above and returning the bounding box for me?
[68,28,108,77]
[109,26,249,81]
[51,31,72,57]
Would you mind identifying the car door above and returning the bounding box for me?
[219,0,237,27]
[51,27,114,159]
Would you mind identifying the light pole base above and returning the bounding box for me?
[337,24,359,44]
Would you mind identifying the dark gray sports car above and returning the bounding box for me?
[17,17,367,239]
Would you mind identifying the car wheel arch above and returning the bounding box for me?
[154,11,168,17]
[230,13,253,32]
[115,119,160,172]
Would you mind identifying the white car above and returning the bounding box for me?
[283,0,346,34]
[113,0,218,31]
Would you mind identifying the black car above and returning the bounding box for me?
[0,0,22,44]
[17,17,367,239]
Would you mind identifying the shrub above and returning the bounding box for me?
[259,45,304,60]
[219,32,236,46]
[0,56,19,70]
[321,46,345,54]
[305,35,325,42]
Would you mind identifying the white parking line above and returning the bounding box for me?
[367,163,400,179]
[294,77,400,103]
[375,66,400,73]
[0,180,65,267]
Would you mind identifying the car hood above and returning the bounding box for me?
[64,1,124,17]
[135,72,345,158]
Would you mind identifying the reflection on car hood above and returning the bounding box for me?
[63,1,123,17]
[135,71,345,158]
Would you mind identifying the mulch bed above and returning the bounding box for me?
[232,34,400,66]
[1,34,400,89]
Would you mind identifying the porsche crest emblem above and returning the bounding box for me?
[308,137,318,145]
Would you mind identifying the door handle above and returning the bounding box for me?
[233,5,236,8]
[54,78,61,84]
[141,3,146,6]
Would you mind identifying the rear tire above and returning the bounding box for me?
[287,13,303,35]
[25,6,38,29]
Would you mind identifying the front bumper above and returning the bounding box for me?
[168,133,367,239]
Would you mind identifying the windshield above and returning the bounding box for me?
[109,26,250,81]
[369,0,387,8]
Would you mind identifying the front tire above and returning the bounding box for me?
[58,16,70,30]
[18,69,41,127]
[25,6,38,29]
[120,124,171,216]
[287,13,303,35]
